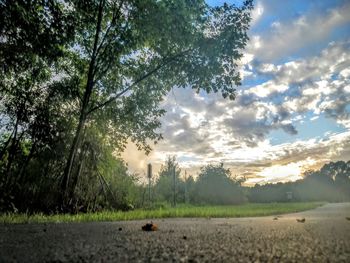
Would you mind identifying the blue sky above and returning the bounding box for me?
[124,0,350,185]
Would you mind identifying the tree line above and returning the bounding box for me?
[151,158,350,207]
[152,157,246,206]
[0,0,253,213]
[249,160,350,203]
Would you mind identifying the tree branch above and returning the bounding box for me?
[87,48,192,115]
[95,0,125,59]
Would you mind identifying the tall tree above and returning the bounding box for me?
[155,156,183,204]
[61,0,253,205]
[0,0,76,172]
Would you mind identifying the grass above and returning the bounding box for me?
[0,202,324,224]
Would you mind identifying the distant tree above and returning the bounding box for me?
[184,174,195,204]
[318,161,350,201]
[154,156,184,204]
[248,161,350,203]
[300,165,339,202]
[249,182,293,203]
[193,163,246,205]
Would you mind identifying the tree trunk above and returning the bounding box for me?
[4,119,20,186]
[61,0,105,207]
[61,111,87,202]
[68,142,86,201]
[17,142,36,185]
[0,128,14,161]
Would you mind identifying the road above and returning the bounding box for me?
[1,203,350,262]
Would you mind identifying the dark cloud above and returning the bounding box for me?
[281,124,298,135]
[235,93,259,107]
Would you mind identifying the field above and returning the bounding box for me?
[0,202,324,224]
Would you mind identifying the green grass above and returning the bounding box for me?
[0,202,324,224]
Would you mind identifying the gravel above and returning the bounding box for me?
[1,203,350,262]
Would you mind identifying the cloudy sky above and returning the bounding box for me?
[123,0,350,185]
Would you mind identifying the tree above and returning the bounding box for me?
[0,0,254,211]
[193,163,246,205]
[154,156,184,204]
[0,0,77,209]
[318,161,350,201]
[60,0,254,206]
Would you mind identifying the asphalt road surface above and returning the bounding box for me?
[1,203,350,262]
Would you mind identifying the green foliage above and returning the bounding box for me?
[96,147,142,210]
[193,163,247,205]
[0,0,76,71]
[0,0,78,212]
[153,159,247,206]
[154,156,185,204]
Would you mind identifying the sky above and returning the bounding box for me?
[123,0,350,185]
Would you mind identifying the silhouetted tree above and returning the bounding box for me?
[193,163,246,205]
[154,156,185,204]
[248,161,350,203]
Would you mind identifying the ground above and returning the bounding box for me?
[1,203,350,262]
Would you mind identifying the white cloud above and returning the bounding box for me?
[251,1,264,26]
[255,162,304,184]
[247,82,289,97]
[251,2,350,61]
[340,68,350,79]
